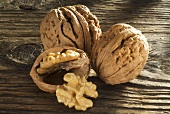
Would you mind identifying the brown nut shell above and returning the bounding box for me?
[40,5,101,56]
[30,46,90,93]
[91,23,149,85]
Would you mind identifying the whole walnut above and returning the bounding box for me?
[91,23,149,85]
[30,46,90,93]
[40,5,101,56]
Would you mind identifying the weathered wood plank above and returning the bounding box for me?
[0,0,170,113]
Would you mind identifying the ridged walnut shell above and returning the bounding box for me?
[30,46,90,93]
[40,5,101,56]
[91,23,149,85]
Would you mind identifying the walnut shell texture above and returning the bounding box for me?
[40,5,101,56]
[30,46,90,93]
[91,23,149,85]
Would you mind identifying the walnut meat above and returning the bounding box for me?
[40,5,101,56]
[30,46,90,93]
[56,73,98,111]
[91,23,149,85]
[37,50,80,74]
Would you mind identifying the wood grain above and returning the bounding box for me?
[0,0,170,113]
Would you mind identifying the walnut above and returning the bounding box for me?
[37,49,80,74]
[40,5,101,56]
[30,46,90,93]
[56,73,98,111]
[91,23,149,85]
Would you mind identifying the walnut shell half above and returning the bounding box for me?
[91,23,149,85]
[30,46,90,93]
[40,5,101,56]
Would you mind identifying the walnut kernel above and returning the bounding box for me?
[56,73,98,111]
[37,50,80,74]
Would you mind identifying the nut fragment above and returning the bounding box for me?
[91,23,149,85]
[37,50,80,74]
[40,4,101,56]
[30,46,90,93]
[56,73,98,111]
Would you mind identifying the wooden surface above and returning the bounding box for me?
[0,0,170,113]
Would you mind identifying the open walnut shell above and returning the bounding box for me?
[40,5,101,56]
[91,23,149,85]
[30,46,90,93]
